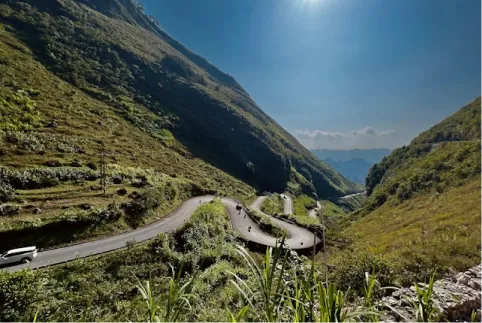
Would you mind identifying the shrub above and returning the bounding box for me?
[0,269,44,322]
[246,207,287,238]
[333,251,396,296]
[86,161,97,170]
[0,204,20,216]
[122,188,163,227]
[3,131,88,153]
[0,90,42,131]
[44,160,62,167]
[260,193,283,215]
[0,166,100,190]
[0,182,15,203]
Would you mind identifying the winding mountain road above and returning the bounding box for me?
[249,196,320,249]
[340,191,366,199]
[3,195,321,272]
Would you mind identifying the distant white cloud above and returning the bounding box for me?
[295,127,395,149]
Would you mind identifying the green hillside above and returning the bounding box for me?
[335,97,481,281]
[365,96,481,208]
[411,97,481,145]
[0,0,356,198]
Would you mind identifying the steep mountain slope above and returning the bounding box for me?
[365,97,480,204]
[0,0,357,197]
[340,97,481,276]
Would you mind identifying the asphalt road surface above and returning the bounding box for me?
[4,195,320,272]
[249,196,320,249]
[341,191,366,199]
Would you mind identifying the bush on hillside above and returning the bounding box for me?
[333,251,396,297]
[122,188,163,227]
[0,204,20,216]
[0,269,43,322]
[0,182,15,203]
[0,166,100,190]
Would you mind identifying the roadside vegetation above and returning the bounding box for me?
[0,221,440,323]
[245,207,287,238]
[281,194,322,232]
[0,199,248,322]
[259,193,283,215]
[261,193,323,232]
[0,163,253,250]
[0,193,476,322]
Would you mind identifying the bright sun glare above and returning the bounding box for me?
[294,0,325,11]
[299,0,321,5]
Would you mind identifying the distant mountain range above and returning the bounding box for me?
[310,149,392,184]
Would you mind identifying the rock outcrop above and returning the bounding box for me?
[380,265,481,322]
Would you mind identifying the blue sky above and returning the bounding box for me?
[141,0,481,149]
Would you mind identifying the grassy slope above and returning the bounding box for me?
[320,200,346,218]
[330,194,366,213]
[337,98,481,275]
[0,22,256,248]
[364,97,480,210]
[411,97,481,144]
[0,19,253,197]
[0,199,253,322]
[0,0,357,198]
[343,179,481,272]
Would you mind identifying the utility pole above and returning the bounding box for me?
[100,144,107,196]
[312,179,328,284]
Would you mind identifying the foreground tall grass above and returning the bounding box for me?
[17,239,440,323]
[135,264,195,322]
[228,238,373,322]
[133,233,446,322]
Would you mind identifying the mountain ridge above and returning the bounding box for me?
[0,0,358,197]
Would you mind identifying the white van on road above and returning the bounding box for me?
[0,246,38,266]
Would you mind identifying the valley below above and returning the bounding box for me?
[0,0,480,322]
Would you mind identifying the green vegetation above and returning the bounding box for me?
[246,208,287,238]
[320,200,346,218]
[286,167,316,196]
[411,97,481,145]
[341,179,481,284]
[329,98,481,289]
[0,196,472,322]
[265,194,323,232]
[0,165,231,250]
[260,193,283,215]
[0,89,42,131]
[293,194,317,217]
[0,200,248,322]
[0,7,258,248]
[411,274,439,322]
[365,97,480,206]
[364,141,479,211]
[0,0,357,198]
[332,194,367,213]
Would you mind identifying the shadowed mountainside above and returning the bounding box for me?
[0,0,358,197]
